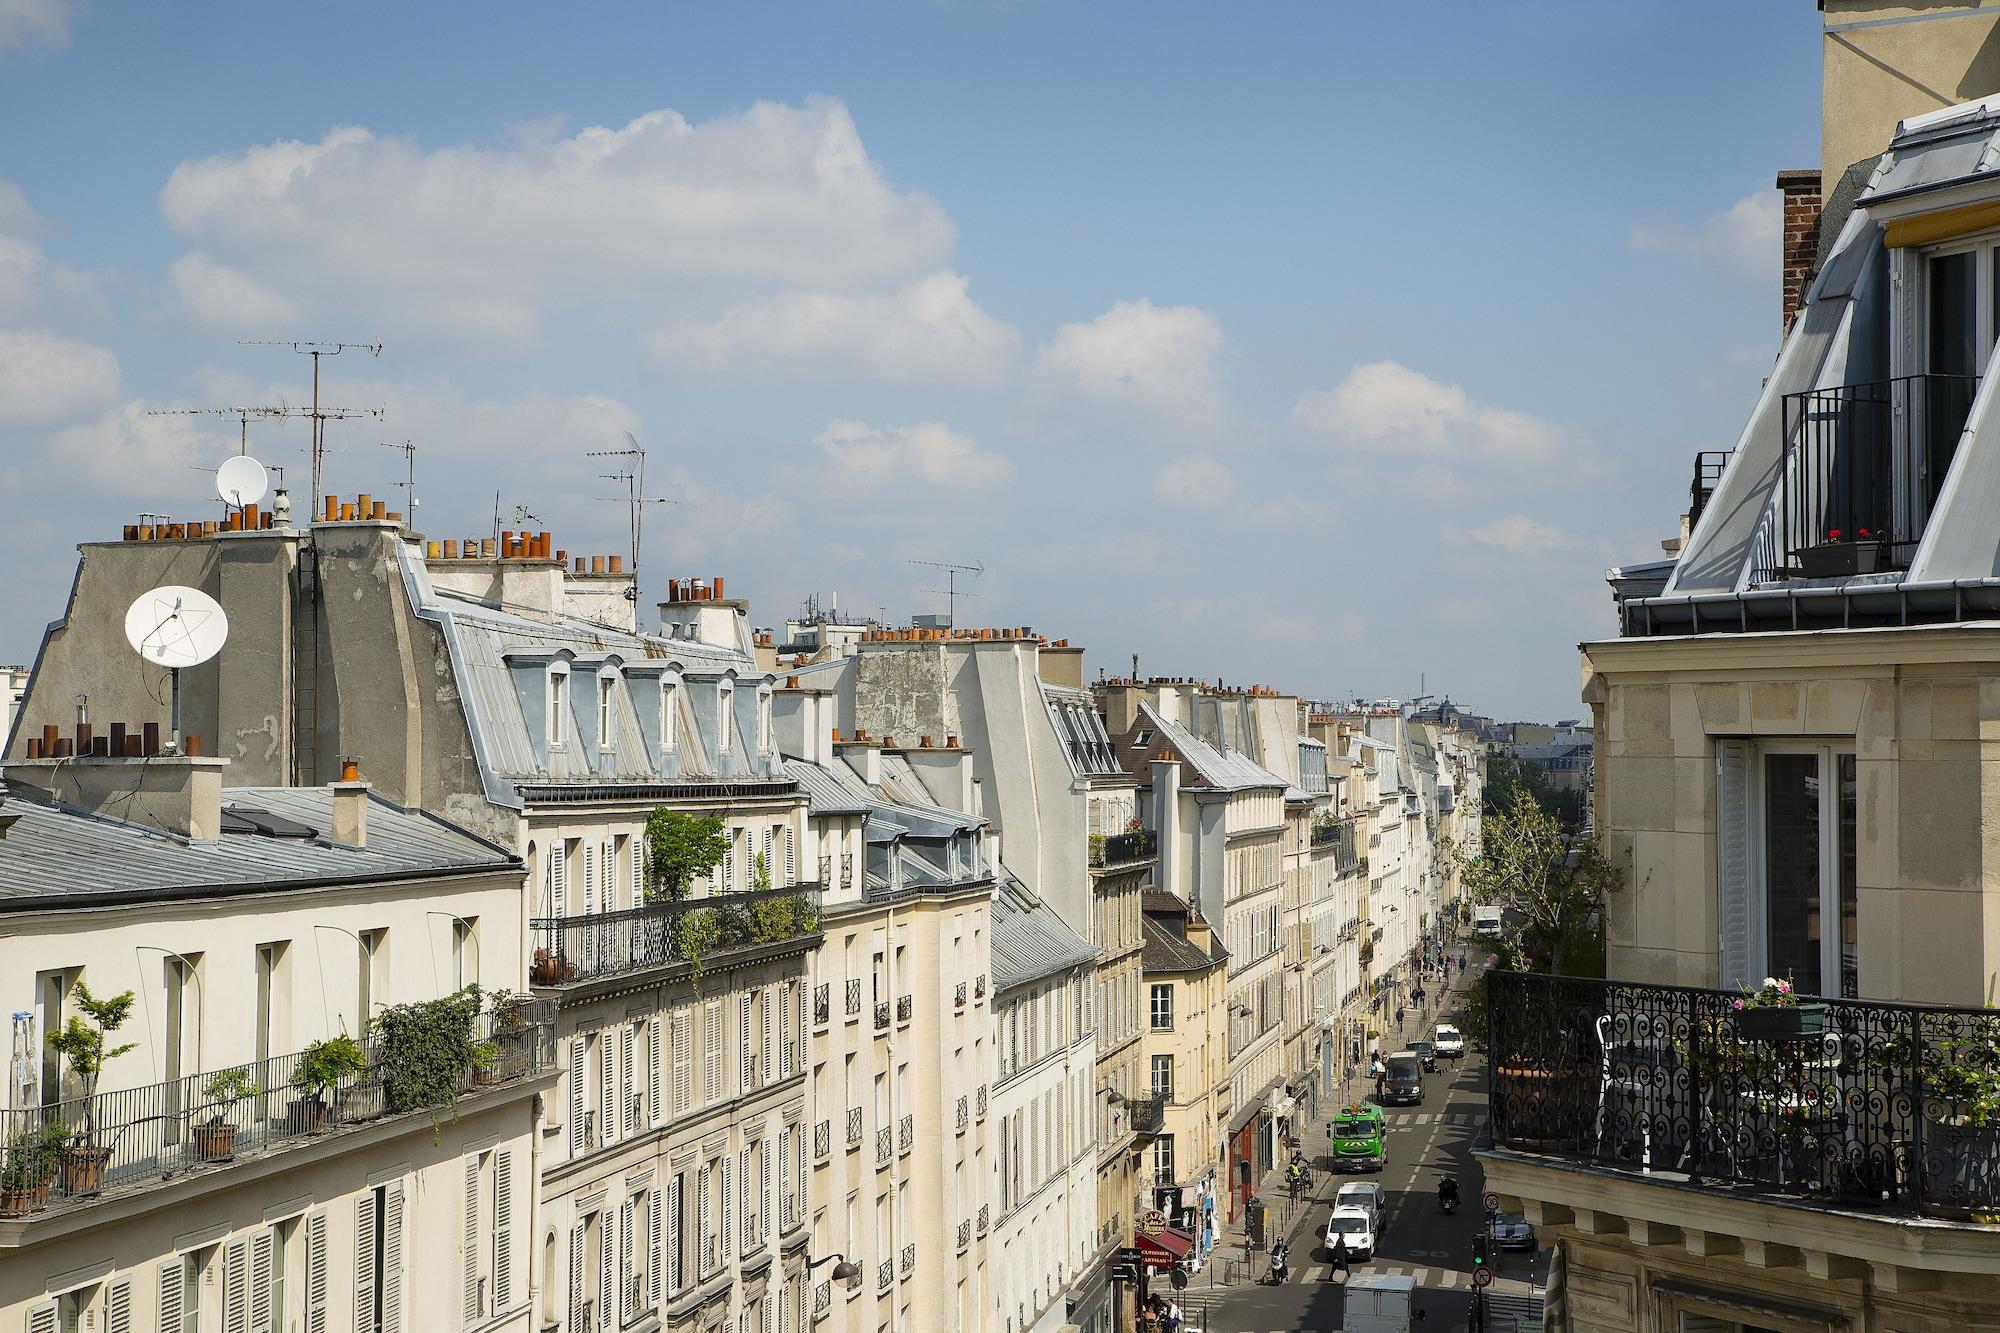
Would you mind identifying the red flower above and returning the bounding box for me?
[1827,528,1843,542]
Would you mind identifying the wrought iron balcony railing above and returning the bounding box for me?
[531,884,822,987]
[976,1084,988,1119]
[813,982,830,1027]
[0,998,555,1222]
[956,1096,969,1134]
[898,1114,913,1155]
[1487,970,2000,1217]
[1126,1093,1166,1136]
[1090,828,1157,868]
[876,1127,892,1168]
[846,1107,863,1146]
[896,994,913,1023]
[874,1001,891,1032]
[813,1281,831,1321]
[955,981,967,1008]
[974,974,986,1000]
[977,1203,990,1233]
[900,1243,915,1275]
[814,1119,831,1160]
[957,1220,971,1252]
[845,978,863,1018]
[876,1260,893,1294]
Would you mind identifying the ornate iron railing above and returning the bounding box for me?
[976,1203,989,1232]
[976,1085,988,1119]
[813,1281,831,1321]
[874,1001,890,1032]
[955,981,967,1008]
[974,974,987,1000]
[900,1243,915,1275]
[846,1107,863,1146]
[814,1120,831,1160]
[956,1096,969,1134]
[896,994,913,1023]
[876,1260,893,1294]
[1090,828,1158,868]
[1486,970,2000,1217]
[813,983,830,1026]
[1127,1093,1166,1135]
[957,1220,971,1252]
[845,978,863,1018]
[898,1114,913,1154]
[876,1127,892,1167]
[530,884,821,986]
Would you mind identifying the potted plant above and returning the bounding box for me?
[0,1120,66,1216]
[531,947,574,986]
[487,991,536,1079]
[193,1067,260,1162]
[1732,976,1826,1041]
[1795,527,1885,579]
[47,981,137,1195]
[290,1034,369,1133]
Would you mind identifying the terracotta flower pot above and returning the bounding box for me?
[192,1121,238,1162]
[58,1146,110,1196]
[0,1180,49,1217]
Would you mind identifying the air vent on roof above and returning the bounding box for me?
[220,805,320,839]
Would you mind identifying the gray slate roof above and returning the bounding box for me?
[1143,916,1218,973]
[990,870,1097,992]
[1140,702,1287,794]
[0,782,514,908]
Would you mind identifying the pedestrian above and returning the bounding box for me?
[1331,1231,1351,1279]
[1396,1004,1405,1027]
[1166,1299,1183,1333]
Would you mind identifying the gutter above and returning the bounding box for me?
[1620,575,2000,636]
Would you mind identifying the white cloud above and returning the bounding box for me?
[1292,360,1566,465]
[1630,189,1780,283]
[50,398,226,488]
[0,0,74,53]
[0,330,119,425]
[651,270,1019,385]
[1034,299,1226,429]
[169,253,298,331]
[1472,513,1566,554]
[1150,453,1235,510]
[158,99,972,352]
[806,419,1014,499]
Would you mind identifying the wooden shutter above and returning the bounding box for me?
[648,1017,663,1127]
[719,1155,732,1261]
[158,1262,183,1333]
[759,1140,771,1243]
[695,1166,710,1277]
[785,827,796,884]
[568,1225,585,1333]
[494,1150,514,1312]
[633,835,645,905]
[599,1208,613,1332]
[382,1182,404,1333]
[552,842,567,917]
[673,1014,690,1116]
[600,1030,617,1147]
[251,1231,274,1333]
[739,1146,752,1249]
[106,1277,132,1333]
[602,840,615,909]
[24,1304,56,1333]
[305,1211,328,1333]
[779,984,793,1078]
[706,1002,721,1101]
[740,994,753,1089]
[619,1198,635,1323]
[223,1238,248,1333]
[1716,739,1761,989]
[760,989,772,1088]
[569,1037,588,1153]
[621,1024,636,1136]
[649,1186,664,1307]
[464,1156,481,1321]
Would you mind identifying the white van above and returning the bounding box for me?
[1473,904,1504,938]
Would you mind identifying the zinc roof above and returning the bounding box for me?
[1140,703,1286,794]
[991,870,1097,991]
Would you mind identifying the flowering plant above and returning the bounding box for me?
[1733,976,1797,1010]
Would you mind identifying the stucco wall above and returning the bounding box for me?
[1822,3,2000,181]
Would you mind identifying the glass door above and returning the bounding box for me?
[1757,746,1858,998]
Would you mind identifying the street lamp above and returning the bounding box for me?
[1098,1086,1127,1105]
[806,1252,861,1282]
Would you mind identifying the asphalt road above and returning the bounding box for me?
[1181,991,1547,1332]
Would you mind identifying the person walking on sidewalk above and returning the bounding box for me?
[1331,1232,1351,1280]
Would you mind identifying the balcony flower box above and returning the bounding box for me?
[1733,1002,1827,1043]
[1794,539,1882,579]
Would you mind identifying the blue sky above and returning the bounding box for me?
[0,1,1820,719]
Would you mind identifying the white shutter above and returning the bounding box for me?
[568,1225,585,1333]
[739,1146,752,1250]
[599,1208,613,1332]
[494,1150,514,1312]
[603,840,615,909]
[719,1156,732,1260]
[570,1038,588,1154]
[779,984,793,1078]
[601,1030,617,1147]
[760,989,773,1088]
[106,1277,132,1333]
[673,1014,690,1116]
[740,994,753,1090]
[251,1231,274,1333]
[584,842,597,914]
[24,1304,56,1333]
[648,1017,663,1127]
[464,1156,481,1321]
[785,827,796,884]
[633,835,645,905]
[764,827,775,883]
[382,1182,404,1333]
[695,1166,711,1277]
[759,1141,771,1243]
[1716,739,1761,989]
[619,1199,635,1322]
[552,842,568,917]
[305,1211,328,1333]
[223,1239,248,1333]
[158,1262,183,1333]
[706,1002,722,1101]
[356,1193,377,1333]
[622,1024,636,1136]
[649,1186,664,1307]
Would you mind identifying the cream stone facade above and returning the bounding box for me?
[1139,889,1228,1252]
[1822,2,2000,182]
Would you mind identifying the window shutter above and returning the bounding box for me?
[673,1014,690,1116]
[633,836,645,905]
[706,1003,721,1102]
[780,984,794,1078]
[569,1038,588,1154]
[759,1141,771,1243]
[106,1277,132,1333]
[739,1146,752,1248]
[761,989,773,1087]
[305,1211,328,1333]
[24,1304,56,1333]
[356,1194,377,1333]
[383,1182,404,1333]
[720,1155,732,1260]
[584,842,597,914]
[765,827,775,883]
[741,994,753,1090]
[223,1239,248,1333]
[603,840,615,909]
[785,827,796,884]
[552,842,567,917]
[464,1156,481,1321]
[251,1231,274,1333]
[599,1208,614,1331]
[1716,739,1761,990]
[568,1225,585,1333]
[619,1198,636,1322]
[650,1186,664,1307]
[158,1262,183,1333]
[621,1024,636,1137]
[601,1031,617,1147]
[648,1017,663,1127]
[494,1150,514,1312]
[696,1166,711,1277]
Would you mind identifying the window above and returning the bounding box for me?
[270,1216,298,1333]
[661,680,680,753]
[718,682,734,756]
[1151,1054,1173,1103]
[549,667,570,749]
[452,917,478,991]
[758,688,773,755]
[255,942,289,1065]
[358,930,384,1029]
[1153,1135,1175,1185]
[598,674,616,751]
[1717,741,1859,998]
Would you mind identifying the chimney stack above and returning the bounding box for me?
[1778,169,1822,330]
[331,763,369,849]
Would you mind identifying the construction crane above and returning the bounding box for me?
[240,340,384,518]
[907,558,984,627]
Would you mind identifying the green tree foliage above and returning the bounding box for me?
[1454,787,1621,977]
[48,981,137,1146]
[644,809,729,903]
[1482,755,1587,831]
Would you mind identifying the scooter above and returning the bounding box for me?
[1265,1241,1290,1285]
[1439,1175,1460,1215]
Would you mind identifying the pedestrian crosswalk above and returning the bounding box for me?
[1383,1109,1482,1127]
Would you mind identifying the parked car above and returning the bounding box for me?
[1335,1182,1387,1233]
[1410,1039,1437,1072]
[1489,1211,1536,1251]
[1325,1204,1377,1261]
[1433,1024,1465,1058]
[1382,1053,1424,1106]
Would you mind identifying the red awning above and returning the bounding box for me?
[1135,1227,1194,1268]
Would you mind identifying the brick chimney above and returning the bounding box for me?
[1778,169,1822,330]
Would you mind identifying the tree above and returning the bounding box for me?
[644,809,729,903]
[1484,754,1587,833]
[48,981,137,1148]
[1453,787,1621,977]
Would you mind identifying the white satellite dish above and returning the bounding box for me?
[215,455,270,509]
[124,586,229,669]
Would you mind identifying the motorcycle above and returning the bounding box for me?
[1439,1175,1460,1215]
[1266,1241,1290,1285]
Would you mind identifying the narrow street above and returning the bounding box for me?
[1175,973,1547,1332]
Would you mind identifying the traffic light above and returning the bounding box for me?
[1472,1230,1488,1270]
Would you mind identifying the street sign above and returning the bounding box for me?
[1473,1267,1494,1289]
[1482,1190,1501,1213]
[1139,1209,1169,1235]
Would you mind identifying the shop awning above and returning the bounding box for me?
[1136,1226,1194,1268]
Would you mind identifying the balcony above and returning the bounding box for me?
[0,998,555,1224]
[900,1242,915,1276]
[814,982,830,1027]
[899,1114,914,1155]
[958,1220,971,1253]
[955,981,967,1008]
[814,1282,831,1322]
[977,1203,990,1233]
[1485,970,2000,1219]
[814,1119,831,1161]
[976,1085,988,1119]
[1090,828,1158,869]
[845,978,863,1019]
[1127,1093,1166,1136]
[876,1260,893,1295]
[846,1107,863,1147]
[896,994,913,1024]
[974,974,987,1001]
[1750,373,1977,584]
[957,1096,969,1134]
[874,1001,890,1032]
[530,884,821,987]
[876,1127,892,1168]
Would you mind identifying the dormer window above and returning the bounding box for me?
[547,666,570,749]
[717,681,734,756]
[597,673,616,752]
[660,680,679,753]
[757,687,772,755]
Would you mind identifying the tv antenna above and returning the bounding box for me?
[378,440,418,517]
[907,558,984,626]
[240,340,384,518]
[588,432,678,578]
[144,404,293,456]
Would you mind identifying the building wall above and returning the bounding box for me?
[1821,2,2000,182]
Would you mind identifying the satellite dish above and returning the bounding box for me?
[215,455,269,509]
[124,586,229,668]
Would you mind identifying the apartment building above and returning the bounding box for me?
[777,687,996,1333]
[0,759,552,1333]
[1482,94,2000,1330]
[1138,889,1228,1266]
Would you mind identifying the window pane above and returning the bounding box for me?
[1765,753,1821,995]
[1930,250,1978,377]
[1839,753,1859,999]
